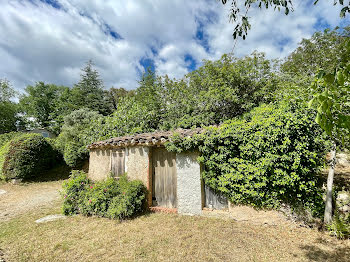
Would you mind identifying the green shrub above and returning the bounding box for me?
[62,141,89,167]
[79,177,121,217]
[0,132,24,179]
[107,177,147,220]
[61,171,147,220]
[0,132,23,148]
[327,215,350,239]
[0,141,11,180]
[167,102,328,217]
[1,133,60,180]
[61,170,90,215]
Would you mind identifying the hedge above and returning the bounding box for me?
[1,133,60,180]
[0,132,23,148]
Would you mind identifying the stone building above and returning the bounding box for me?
[88,129,209,216]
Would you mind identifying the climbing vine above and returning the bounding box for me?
[166,102,329,216]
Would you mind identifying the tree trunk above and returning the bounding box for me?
[324,142,336,224]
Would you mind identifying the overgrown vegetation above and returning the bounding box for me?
[327,213,350,240]
[1,26,349,233]
[55,109,104,167]
[0,132,23,148]
[166,102,329,216]
[0,133,60,180]
[0,132,23,179]
[61,171,147,220]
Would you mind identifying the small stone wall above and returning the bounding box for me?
[176,151,202,215]
[337,191,350,218]
[88,149,111,181]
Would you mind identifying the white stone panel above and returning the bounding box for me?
[176,152,202,215]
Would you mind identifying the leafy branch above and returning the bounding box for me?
[220,0,350,39]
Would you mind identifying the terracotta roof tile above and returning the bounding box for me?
[88,128,204,149]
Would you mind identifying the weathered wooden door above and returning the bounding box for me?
[111,148,125,177]
[152,147,177,208]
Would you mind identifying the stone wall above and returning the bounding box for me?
[337,191,350,218]
[88,149,111,181]
[176,151,202,215]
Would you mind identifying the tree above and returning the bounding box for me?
[219,0,350,39]
[0,79,15,101]
[49,86,75,134]
[282,27,350,76]
[108,87,135,110]
[273,27,350,106]
[308,40,350,224]
[19,61,115,134]
[0,79,19,133]
[19,82,68,131]
[71,60,113,116]
[56,108,103,167]
[160,52,279,129]
[97,70,163,139]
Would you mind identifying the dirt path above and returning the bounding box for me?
[0,181,63,221]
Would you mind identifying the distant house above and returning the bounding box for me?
[88,128,228,216]
[26,128,56,138]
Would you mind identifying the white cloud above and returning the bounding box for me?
[0,0,348,92]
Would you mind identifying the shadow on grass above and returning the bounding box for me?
[24,164,72,183]
[301,237,350,262]
[23,159,90,183]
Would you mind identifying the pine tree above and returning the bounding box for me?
[71,60,113,115]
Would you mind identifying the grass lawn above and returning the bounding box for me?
[1,200,350,262]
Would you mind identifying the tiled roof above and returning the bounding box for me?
[88,128,204,149]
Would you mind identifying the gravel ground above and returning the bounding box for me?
[0,181,63,221]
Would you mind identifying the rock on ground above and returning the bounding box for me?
[35,214,66,223]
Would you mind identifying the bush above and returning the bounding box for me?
[107,177,147,220]
[327,215,350,239]
[61,170,90,215]
[1,133,60,180]
[79,177,121,217]
[0,132,23,148]
[0,132,26,179]
[167,102,328,217]
[0,141,11,180]
[61,171,147,220]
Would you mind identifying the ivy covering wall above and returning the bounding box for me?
[166,102,329,216]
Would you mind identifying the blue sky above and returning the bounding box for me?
[0,0,349,91]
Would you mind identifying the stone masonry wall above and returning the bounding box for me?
[176,151,202,215]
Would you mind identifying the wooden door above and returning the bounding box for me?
[152,147,177,208]
[111,148,125,177]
